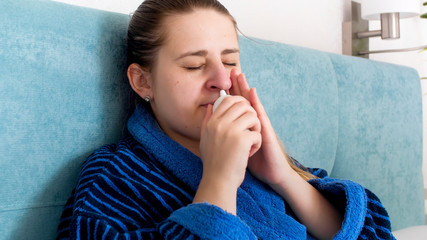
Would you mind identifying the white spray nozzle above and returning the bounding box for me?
[212,90,229,112]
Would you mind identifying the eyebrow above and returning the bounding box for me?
[175,48,239,60]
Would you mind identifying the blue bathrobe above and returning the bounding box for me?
[57,104,395,239]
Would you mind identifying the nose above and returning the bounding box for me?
[205,62,232,91]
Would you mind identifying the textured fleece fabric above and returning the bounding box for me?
[57,105,395,239]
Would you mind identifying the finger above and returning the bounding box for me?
[219,102,258,129]
[237,73,251,100]
[249,88,267,119]
[249,88,276,139]
[230,69,241,96]
[211,95,250,118]
[231,109,261,133]
[224,98,261,133]
[212,96,260,133]
[247,131,262,157]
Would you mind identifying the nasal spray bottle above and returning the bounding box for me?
[212,90,229,113]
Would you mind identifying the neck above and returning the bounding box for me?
[167,132,202,157]
[156,123,202,157]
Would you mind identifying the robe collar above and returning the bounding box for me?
[127,104,203,191]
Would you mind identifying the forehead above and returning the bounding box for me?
[160,9,238,54]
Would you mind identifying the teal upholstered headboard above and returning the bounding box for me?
[0,0,130,239]
[0,0,424,239]
[239,39,424,231]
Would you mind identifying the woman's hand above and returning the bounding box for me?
[230,69,343,239]
[200,95,262,186]
[194,95,261,214]
[229,69,293,185]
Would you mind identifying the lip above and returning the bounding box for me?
[201,94,223,108]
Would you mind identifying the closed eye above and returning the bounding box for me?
[184,63,236,71]
[185,65,204,70]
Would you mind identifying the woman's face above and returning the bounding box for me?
[147,9,240,153]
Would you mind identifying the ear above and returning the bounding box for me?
[127,63,153,99]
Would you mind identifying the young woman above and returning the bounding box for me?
[57,0,395,239]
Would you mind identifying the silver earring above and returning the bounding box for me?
[144,96,151,102]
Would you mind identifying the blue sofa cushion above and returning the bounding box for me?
[0,0,129,239]
[240,38,424,231]
[329,54,424,230]
[239,41,339,173]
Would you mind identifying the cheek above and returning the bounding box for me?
[172,78,202,102]
[155,85,195,115]
[153,71,203,111]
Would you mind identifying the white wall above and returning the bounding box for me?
[53,0,348,54]
[221,0,348,54]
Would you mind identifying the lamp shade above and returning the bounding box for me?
[361,0,420,20]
